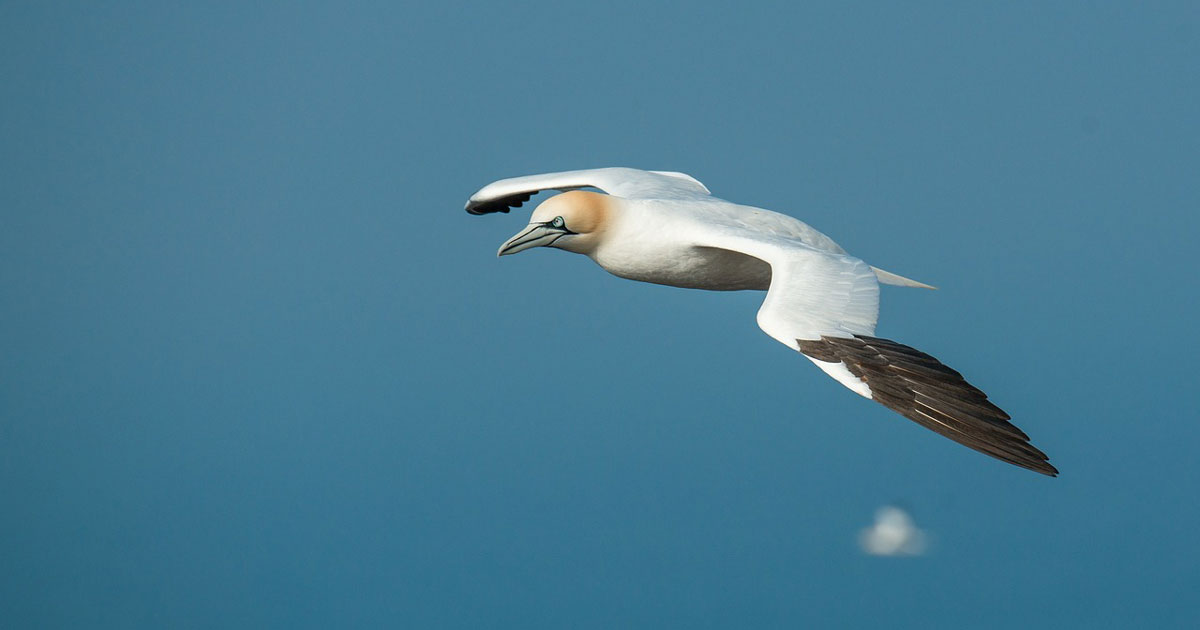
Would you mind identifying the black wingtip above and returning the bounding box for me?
[799,335,1058,477]
[464,192,534,215]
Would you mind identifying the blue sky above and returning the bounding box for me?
[2,2,1198,627]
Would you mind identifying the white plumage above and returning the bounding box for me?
[466,167,1057,476]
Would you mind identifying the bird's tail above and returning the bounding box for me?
[798,334,1058,476]
[870,266,937,289]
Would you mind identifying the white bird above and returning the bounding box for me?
[465,167,1056,476]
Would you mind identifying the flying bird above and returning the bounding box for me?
[465,167,1057,476]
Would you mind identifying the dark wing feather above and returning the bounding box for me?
[465,192,534,215]
[799,335,1057,476]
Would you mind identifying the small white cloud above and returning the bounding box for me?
[859,505,928,557]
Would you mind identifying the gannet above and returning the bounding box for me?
[465,167,1057,476]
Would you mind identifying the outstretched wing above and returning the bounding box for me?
[695,230,881,345]
[695,229,1057,476]
[465,167,711,215]
[798,335,1057,475]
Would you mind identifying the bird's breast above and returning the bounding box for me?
[592,242,770,291]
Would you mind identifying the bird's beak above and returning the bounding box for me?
[497,222,567,257]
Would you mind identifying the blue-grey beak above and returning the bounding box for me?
[497,222,568,257]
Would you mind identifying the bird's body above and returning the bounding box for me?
[591,197,774,291]
[466,167,1057,476]
[585,195,851,291]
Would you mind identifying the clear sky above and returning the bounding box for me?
[2,2,1198,627]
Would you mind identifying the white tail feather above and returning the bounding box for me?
[870,266,937,290]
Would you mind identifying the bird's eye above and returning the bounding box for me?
[551,216,565,228]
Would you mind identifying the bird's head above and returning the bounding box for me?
[497,190,612,257]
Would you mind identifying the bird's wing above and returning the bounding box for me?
[465,167,711,214]
[694,229,1057,476]
[694,229,881,345]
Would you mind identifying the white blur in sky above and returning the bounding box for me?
[859,506,928,557]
